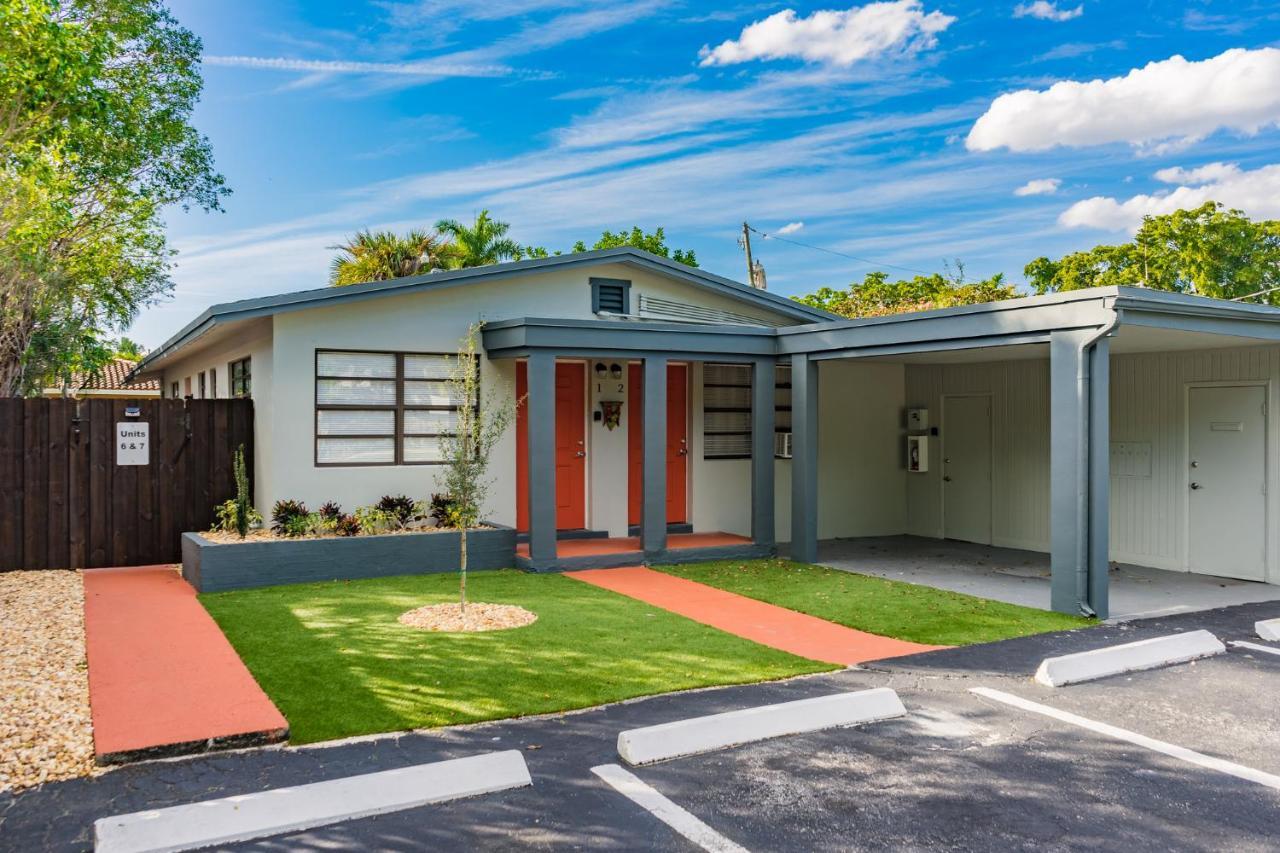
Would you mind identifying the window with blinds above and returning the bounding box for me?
[702,363,792,460]
[314,350,465,466]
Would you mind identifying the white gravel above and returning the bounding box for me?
[0,570,98,793]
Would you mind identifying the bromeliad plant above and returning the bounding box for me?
[438,324,516,612]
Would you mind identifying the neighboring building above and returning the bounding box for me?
[43,357,161,399]
[133,247,1280,617]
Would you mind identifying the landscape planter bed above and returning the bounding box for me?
[182,524,516,592]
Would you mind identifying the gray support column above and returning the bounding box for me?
[1088,337,1111,619]
[641,356,668,557]
[526,352,557,569]
[751,359,777,549]
[790,354,818,564]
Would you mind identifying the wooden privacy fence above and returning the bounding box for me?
[0,398,254,570]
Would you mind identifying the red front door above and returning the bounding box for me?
[628,363,688,526]
[516,361,586,531]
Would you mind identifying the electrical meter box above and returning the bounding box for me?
[907,408,929,431]
[906,435,929,473]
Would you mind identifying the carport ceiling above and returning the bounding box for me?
[1110,324,1278,354]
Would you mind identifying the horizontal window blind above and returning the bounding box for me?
[702,363,793,460]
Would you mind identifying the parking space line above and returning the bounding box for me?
[591,764,750,853]
[970,688,1280,791]
[1230,640,1280,658]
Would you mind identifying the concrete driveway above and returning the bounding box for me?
[3,601,1278,851]
[815,535,1280,621]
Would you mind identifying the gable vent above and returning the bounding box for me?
[591,277,631,314]
[638,295,781,327]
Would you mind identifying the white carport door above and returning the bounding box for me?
[942,394,993,545]
[1187,385,1266,581]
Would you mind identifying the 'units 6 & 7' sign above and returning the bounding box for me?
[116,422,150,466]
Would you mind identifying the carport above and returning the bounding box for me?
[781,287,1280,619]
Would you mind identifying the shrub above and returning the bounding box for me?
[376,494,415,527]
[318,501,342,522]
[354,505,398,535]
[213,499,262,535]
[271,499,308,534]
[429,493,457,528]
[280,512,321,538]
[334,514,360,536]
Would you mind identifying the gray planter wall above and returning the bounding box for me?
[183,524,516,592]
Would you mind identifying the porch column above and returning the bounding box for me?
[1049,330,1110,617]
[751,358,776,549]
[790,353,818,563]
[641,355,668,557]
[526,352,557,569]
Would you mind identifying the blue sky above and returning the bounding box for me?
[134,0,1280,346]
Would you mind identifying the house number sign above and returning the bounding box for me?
[116,422,150,466]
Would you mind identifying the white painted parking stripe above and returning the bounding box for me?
[592,764,749,853]
[971,687,1280,791]
[1230,640,1280,658]
[617,688,906,765]
[95,750,532,853]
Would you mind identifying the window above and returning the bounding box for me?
[209,368,217,399]
[229,357,251,398]
[170,381,179,399]
[591,277,631,314]
[314,350,467,466]
[184,376,192,398]
[198,371,206,399]
[702,363,791,460]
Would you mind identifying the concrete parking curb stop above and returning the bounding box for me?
[1033,629,1225,687]
[616,688,906,766]
[1256,618,1280,642]
[94,750,532,853]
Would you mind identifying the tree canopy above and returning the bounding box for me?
[329,229,451,286]
[1025,202,1280,301]
[0,0,226,395]
[569,226,698,267]
[796,266,1017,318]
[435,210,523,268]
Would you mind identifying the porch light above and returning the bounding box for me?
[609,363,623,379]
[595,362,607,378]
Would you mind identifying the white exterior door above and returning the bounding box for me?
[943,395,993,545]
[1187,385,1267,581]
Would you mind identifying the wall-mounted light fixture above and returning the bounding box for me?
[594,362,607,379]
[609,363,623,380]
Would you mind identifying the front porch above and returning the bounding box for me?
[515,531,765,571]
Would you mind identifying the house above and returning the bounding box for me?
[42,357,161,399]
[132,247,1280,618]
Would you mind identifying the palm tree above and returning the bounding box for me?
[434,210,523,269]
[329,229,451,286]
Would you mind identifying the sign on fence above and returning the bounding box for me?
[116,422,150,466]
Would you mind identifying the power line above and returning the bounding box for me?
[746,223,934,277]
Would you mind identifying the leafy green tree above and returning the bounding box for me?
[112,337,145,361]
[571,226,698,267]
[795,263,1017,318]
[1025,202,1280,301]
[329,228,451,286]
[0,0,226,396]
[435,210,523,268]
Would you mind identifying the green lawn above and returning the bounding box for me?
[201,570,834,744]
[656,559,1093,646]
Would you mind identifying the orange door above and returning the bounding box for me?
[516,361,586,531]
[628,363,688,526]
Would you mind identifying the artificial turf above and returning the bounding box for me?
[656,559,1093,646]
[200,569,835,744]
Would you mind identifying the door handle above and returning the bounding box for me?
[677,448,688,456]
[1189,482,1201,490]
[575,450,586,458]
[942,476,952,482]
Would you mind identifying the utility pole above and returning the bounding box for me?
[740,222,755,287]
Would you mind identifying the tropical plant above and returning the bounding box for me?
[0,0,227,396]
[334,514,360,537]
[435,210,523,268]
[213,499,262,536]
[376,494,415,526]
[429,493,457,527]
[112,337,145,361]
[1024,202,1280,302]
[795,263,1017,318]
[232,444,254,538]
[329,229,451,286]
[438,324,517,612]
[318,501,342,522]
[271,499,308,535]
[354,505,399,535]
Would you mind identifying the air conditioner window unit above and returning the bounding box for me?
[774,431,793,458]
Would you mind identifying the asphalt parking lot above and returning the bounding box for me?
[2,601,1278,852]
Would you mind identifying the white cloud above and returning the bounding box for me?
[1058,162,1280,232]
[777,221,805,234]
[1013,178,1060,196]
[1013,1,1082,22]
[203,55,513,79]
[966,47,1280,153]
[698,1,954,67]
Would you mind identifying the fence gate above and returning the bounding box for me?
[0,398,254,570]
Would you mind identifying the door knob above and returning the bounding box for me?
[1189,482,1201,490]
[575,450,586,457]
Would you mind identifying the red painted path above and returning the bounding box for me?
[83,566,287,762]
[569,566,944,666]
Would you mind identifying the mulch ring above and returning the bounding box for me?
[398,602,537,633]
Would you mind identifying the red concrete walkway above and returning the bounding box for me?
[83,566,287,763]
[568,566,944,666]
[517,531,749,559]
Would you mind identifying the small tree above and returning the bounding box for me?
[438,324,515,612]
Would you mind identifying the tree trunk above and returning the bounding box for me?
[460,526,468,615]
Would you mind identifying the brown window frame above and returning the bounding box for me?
[313,348,476,468]
[229,357,251,398]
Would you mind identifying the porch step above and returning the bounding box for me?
[516,532,771,572]
[514,528,610,545]
[627,523,694,537]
